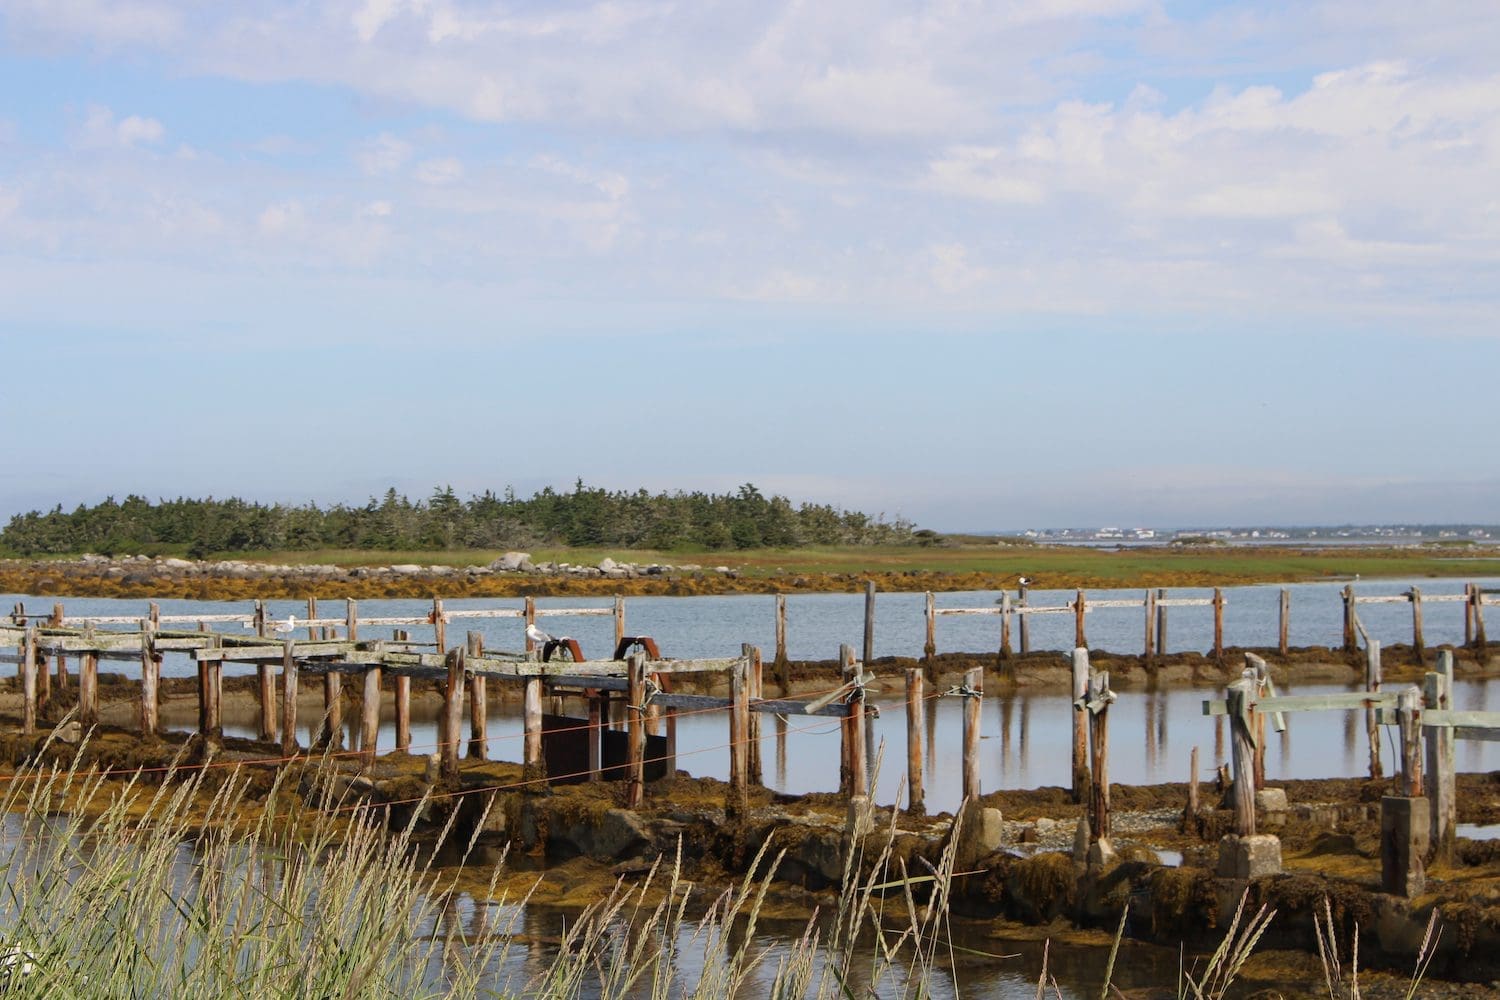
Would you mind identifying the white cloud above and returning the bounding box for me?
[257,200,306,235]
[413,157,464,185]
[356,133,413,175]
[76,105,165,148]
[359,200,393,218]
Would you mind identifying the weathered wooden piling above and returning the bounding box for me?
[441,647,464,780]
[1143,589,1156,664]
[1366,639,1383,779]
[345,599,359,642]
[280,640,299,755]
[1226,678,1256,836]
[21,627,37,735]
[774,594,789,686]
[1018,581,1031,654]
[1187,745,1200,820]
[906,667,925,815]
[728,647,751,816]
[747,646,763,784]
[1212,588,1225,660]
[1426,651,1456,862]
[1342,585,1357,652]
[923,591,936,663]
[523,597,537,652]
[613,595,625,650]
[961,666,981,804]
[843,644,868,798]
[1278,589,1290,656]
[257,653,276,743]
[1073,590,1087,650]
[1155,588,1168,654]
[862,581,876,670]
[626,652,646,807]
[999,591,1013,661]
[1398,685,1423,796]
[140,618,159,737]
[360,656,381,767]
[1085,668,1113,841]
[199,635,222,744]
[318,668,343,750]
[50,603,66,695]
[467,632,488,759]
[523,671,544,782]
[393,628,411,750]
[1476,584,1489,647]
[1070,648,1090,804]
[1410,586,1425,658]
[80,642,99,727]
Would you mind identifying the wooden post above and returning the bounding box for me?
[1074,589,1087,650]
[728,647,750,816]
[257,656,276,743]
[441,648,463,780]
[587,692,602,782]
[999,591,1013,661]
[280,640,299,755]
[844,645,867,798]
[1188,745,1200,819]
[861,581,876,672]
[21,627,37,735]
[140,619,159,737]
[626,652,646,808]
[1278,589,1290,656]
[345,598,359,642]
[1227,678,1257,836]
[906,667,925,815]
[1018,582,1031,654]
[774,594,788,675]
[319,668,343,750]
[306,597,318,640]
[254,599,267,638]
[1465,584,1475,646]
[523,673,544,782]
[1350,581,1362,653]
[1397,686,1423,797]
[1366,639,1383,779]
[360,662,381,766]
[613,595,625,650]
[432,597,446,655]
[523,596,537,652]
[1410,587,1425,659]
[747,646,763,784]
[923,591,936,663]
[1212,588,1225,661]
[1143,589,1156,663]
[80,645,99,727]
[961,666,981,804]
[203,640,222,744]
[467,632,487,759]
[1071,647,1090,804]
[50,603,67,695]
[1088,671,1112,842]
[393,628,411,750]
[1426,652,1456,862]
[1156,588,1168,655]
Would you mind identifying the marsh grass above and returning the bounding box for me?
[0,732,971,998]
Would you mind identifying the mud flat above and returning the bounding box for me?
[8,672,1500,990]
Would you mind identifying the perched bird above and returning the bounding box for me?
[272,615,297,635]
[525,622,555,646]
[1017,576,1033,587]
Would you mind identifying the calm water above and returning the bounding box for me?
[6,577,1497,814]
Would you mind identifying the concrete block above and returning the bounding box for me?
[953,803,1002,865]
[846,795,874,837]
[1216,834,1282,879]
[1381,796,1429,898]
[1072,816,1091,863]
[1087,837,1117,868]
[1256,787,1289,829]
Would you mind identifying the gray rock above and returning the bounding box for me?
[599,557,618,573]
[390,564,424,574]
[492,552,532,572]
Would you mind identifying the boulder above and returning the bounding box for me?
[492,552,531,572]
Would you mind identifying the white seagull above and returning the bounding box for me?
[525,622,555,646]
[1017,576,1033,587]
[272,615,297,635]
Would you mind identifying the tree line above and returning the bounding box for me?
[0,482,923,556]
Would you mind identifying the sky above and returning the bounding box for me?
[1,1,1497,532]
